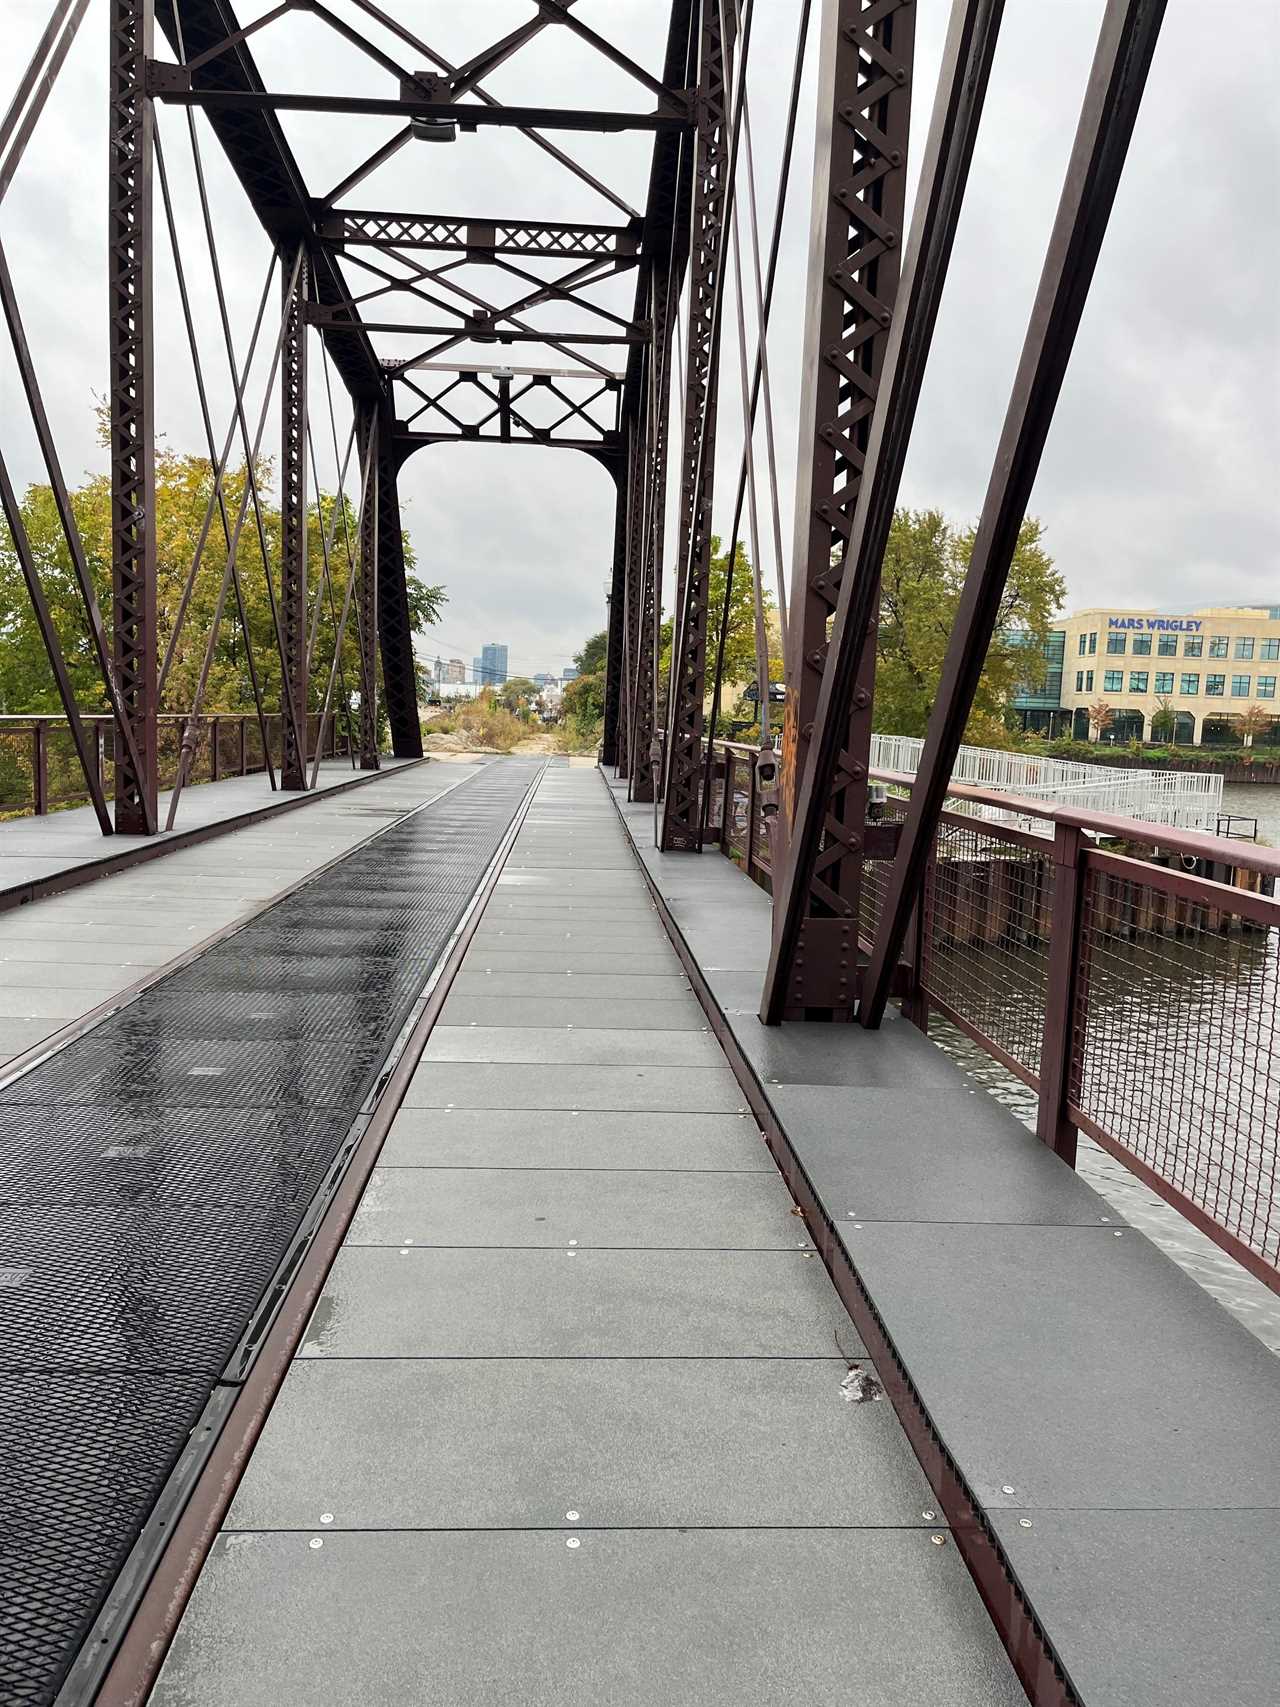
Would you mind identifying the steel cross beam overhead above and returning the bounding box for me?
[0,0,701,834]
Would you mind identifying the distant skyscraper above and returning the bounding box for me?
[445,658,466,684]
[479,643,508,686]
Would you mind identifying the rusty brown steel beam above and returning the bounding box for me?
[762,0,1004,1024]
[861,0,1170,1027]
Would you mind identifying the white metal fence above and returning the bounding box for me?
[869,734,1223,833]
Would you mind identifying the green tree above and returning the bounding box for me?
[574,631,607,676]
[873,509,1064,744]
[0,443,445,736]
[657,537,781,724]
[496,676,540,718]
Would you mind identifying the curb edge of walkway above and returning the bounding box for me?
[600,766,1078,1707]
[84,760,550,1707]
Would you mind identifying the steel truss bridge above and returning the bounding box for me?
[1,4,1277,1707]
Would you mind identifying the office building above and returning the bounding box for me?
[1012,606,1280,744]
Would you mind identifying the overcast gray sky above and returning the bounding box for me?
[3,1,1278,683]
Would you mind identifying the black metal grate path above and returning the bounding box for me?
[0,759,540,1707]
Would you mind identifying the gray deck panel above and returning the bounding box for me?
[780,1086,1113,1226]
[841,1220,1280,1511]
[403,1062,746,1111]
[420,1025,723,1067]
[460,948,683,974]
[226,1357,931,1530]
[299,1248,861,1358]
[376,1107,772,1171]
[447,970,691,999]
[152,1529,1026,1707]
[988,1509,1280,1707]
[436,995,707,1029]
[346,1165,803,1248]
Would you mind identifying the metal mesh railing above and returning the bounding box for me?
[919,815,1055,1082]
[1070,860,1279,1270]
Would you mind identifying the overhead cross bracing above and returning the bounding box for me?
[2,0,697,833]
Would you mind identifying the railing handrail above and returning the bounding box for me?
[871,765,1280,881]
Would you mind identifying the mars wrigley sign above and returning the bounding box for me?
[1107,616,1203,632]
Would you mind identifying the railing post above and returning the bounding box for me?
[211,716,220,781]
[746,750,757,877]
[1037,822,1087,1166]
[33,721,48,815]
[239,715,247,776]
[95,721,106,798]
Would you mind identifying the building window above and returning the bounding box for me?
[1232,675,1251,697]
[1131,634,1152,655]
[1106,633,1126,654]
[1103,670,1123,692]
[1235,636,1255,660]
[1261,638,1280,661]
[1075,671,1084,692]
[1258,677,1276,699]
[1208,635,1228,657]
[1184,636,1203,657]
[1085,671,1094,692]
[1180,673,1199,695]
[1157,634,1177,656]
[1088,631,1097,654]
[1129,671,1149,693]
[1078,634,1087,655]
[1155,672,1174,694]
[1206,674,1225,696]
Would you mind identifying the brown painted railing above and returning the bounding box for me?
[0,713,352,818]
[706,740,776,890]
[703,737,1280,1293]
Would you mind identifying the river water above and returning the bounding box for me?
[929,779,1280,1355]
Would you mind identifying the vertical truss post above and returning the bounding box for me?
[601,459,629,767]
[107,0,157,833]
[630,262,676,804]
[659,0,733,848]
[356,407,380,771]
[862,0,1169,1027]
[618,396,648,780]
[280,252,310,789]
[375,406,423,759]
[769,0,913,1013]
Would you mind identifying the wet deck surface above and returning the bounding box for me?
[151,765,1024,1706]
[0,757,538,1707]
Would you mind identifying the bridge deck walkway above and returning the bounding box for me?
[151,762,1024,1705]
